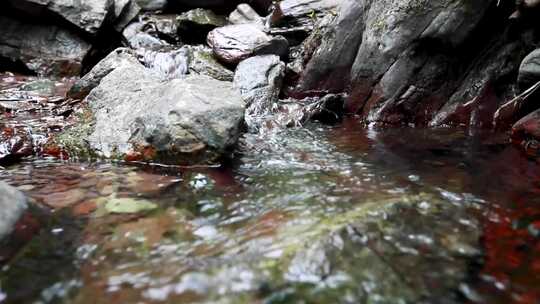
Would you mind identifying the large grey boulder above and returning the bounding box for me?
[55,55,245,165]
[0,17,92,76]
[207,24,288,65]
[0,182,27,241]
[8,0,113,35]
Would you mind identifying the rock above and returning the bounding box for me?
[113,0,141,32]
[518,48,540,92]
[8,0,113,35]
[512,108,540,141]
[291,0,529,127]
[0,129,35,166]
[55,56,245,164]
[512,108,540,157]
[272,94,345,128]
[135,0,167,11]
[123,14,179,47]
[68,48,141,99]
[177,9,228,44]
[233,55,285,131]
[229,4,265,28]
[0,182,28,241]
[431,40,524,128]
[207,24,288,65]
[69,47,232,100]
[284,13,335,83]
[269,0,341,27]
[0,17,91,77]
[234,55,285,106]
[188,45,234,81]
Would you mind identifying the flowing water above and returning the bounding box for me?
[1,74,540,304]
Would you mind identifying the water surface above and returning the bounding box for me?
[1,75,540,304]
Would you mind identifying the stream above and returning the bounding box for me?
[1,74,540,304]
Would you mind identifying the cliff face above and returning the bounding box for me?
[291,0,539,129]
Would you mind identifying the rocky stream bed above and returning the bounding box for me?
[2,0,540,303]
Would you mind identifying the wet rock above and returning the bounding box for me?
[113,0,141,32]
[431,40,524,129]
[0,17,92,77]
[55,57,245,164]
[511,108,540,157]
[273,94,344,127]
[207,24,288,65]
[8,0,113,35]
[177,9,228,44]
[269,0,341,27]
[234,55,285,107]
[188,45,234,81]
[0,129,34,166]
[518,48,540,92]
[233,55,285,130]
[284,13,335,83]
[0,182,27,241]
[229,4,265,28]
[68,48,140,99]
[135,0,167,11]
[69,47,231,100]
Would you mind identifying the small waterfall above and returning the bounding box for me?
[136,47,190,80]
[245,95,345,135]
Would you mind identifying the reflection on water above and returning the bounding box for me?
[1,73,540,303]
[0,118,539,303]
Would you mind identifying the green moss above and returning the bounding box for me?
[53,107,98,159]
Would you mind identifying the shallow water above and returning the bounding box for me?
[1,75,540,303]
